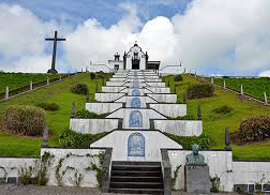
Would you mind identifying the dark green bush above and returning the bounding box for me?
[97,72,106,79]
[59,128,106,148]
[75,109,107,119]
[37,102,59,111]
[90,73,96,80]
[174,75,183,82]
[187,83,214,99]
[71,84,88,95]
[213,105,233,115]
[164,133,215,150]
[173,115,196,120]
[3,105,46,136]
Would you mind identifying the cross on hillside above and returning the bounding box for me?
[45,31,66,74]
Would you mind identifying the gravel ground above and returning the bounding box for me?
[0,184,100,195]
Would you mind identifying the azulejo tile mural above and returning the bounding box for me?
[128,132,145,157]
[129,110,143,127]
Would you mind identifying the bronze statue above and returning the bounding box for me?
[186,144,206,165]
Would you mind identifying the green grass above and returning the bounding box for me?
[0,73,103,157]
[0,73,65,93]
[213,77,270,101]
[165,74,270,160]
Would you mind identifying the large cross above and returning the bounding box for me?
[45,31,66,73]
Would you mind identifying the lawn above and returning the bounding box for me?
[0,73,103,157]
[165,74,270,160]
[211,77,270,101]
[0,73,65,93]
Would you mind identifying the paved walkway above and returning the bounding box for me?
[0,184,100,195]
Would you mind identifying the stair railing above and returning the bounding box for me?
[161,149,172,195]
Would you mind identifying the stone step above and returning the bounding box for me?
[109,188,163,194]
[110,181,163,189]
[111,170,162,177]
[112,164,161,171]
[112,161,160,166]
[110,176,163,183]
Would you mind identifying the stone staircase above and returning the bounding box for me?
[109,161,164,194]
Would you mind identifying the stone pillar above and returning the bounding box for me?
[183,92,187,103]
[30,81,33,91]
[41,125,49,148]
[47,77,50,85]
[240,85,244,96]
[225,127,232,150]
[86,89,89,103]
[95,83,98,93]
[5,87,9,100]
[184,68,186,74]
[71,102,75,118]
[194,72,197,78]
[223,80,226,89]
[211,77,214,84]
[264,92,268,104]
[197,102,202,120]
[59,74,62,81]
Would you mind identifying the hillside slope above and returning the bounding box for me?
[166,74,270,160]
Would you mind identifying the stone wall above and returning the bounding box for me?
[41,148,105,187]
[0,157,38,182]
[102,86,126,93]
[150,104,187,118]
[91,131,181,161]
[95,93,125,102]
[116,96,157,108]
[147,93,177,103]
[70,118,119,134]
[146,87,171,93]
[86,102,123,114]
[154,120,203,136]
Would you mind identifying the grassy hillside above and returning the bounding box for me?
[213,77,270,101]
[0,73,103,157]
[166,74,270,160]
[0,73,65,93]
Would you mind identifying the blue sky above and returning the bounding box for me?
[0,0,269,76]
[1,0,190,28]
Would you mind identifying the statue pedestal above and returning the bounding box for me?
[185,165,210,194]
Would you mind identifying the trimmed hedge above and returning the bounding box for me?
[75,109,107,119]
[213,105,233,115]
[3,105,46,136]
[71,84,88,95]
[236,116,270,144]
[174,75,183,82]
[164,132,215,150]
[59,128,107,148]
[187,83,214,99]
[90,73,96,80]
[37,102,59,111]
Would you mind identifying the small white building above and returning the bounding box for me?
[108,43,160,71]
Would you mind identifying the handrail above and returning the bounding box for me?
[161,149,171,195]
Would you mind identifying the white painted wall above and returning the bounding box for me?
[154,120,203,136]
[0,158,38,179]
[168,150,234,192]
[108,60,123,70]
[95,93,125,102]
[147,93,177,103]
[146,87,171,93]
[147,83,166,87]
[106,81,125,86]
[41,148,104,187]
[91,130,182,161]
[116,96,157,107]
[102,86,126,93]
[106,108,166,129]
[232,162,270,185]
[150,104,187,118]
[86,102,123,114]
[70,118,119,134]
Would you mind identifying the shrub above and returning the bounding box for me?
[90,73,96,80]
[97,72,106,79]
[75,109,107,119]
[3,105,46,136]
[59,128,106,148]
[164,133,215,150]
[18,165,34,185]
[71,84,88,95]
[187,83,214,99]
[174,75,183,82]
[173,115,196,120]
[213,105,233,115]
[37,102,59,111]
[236,116,270,144]
[38,152,54,186]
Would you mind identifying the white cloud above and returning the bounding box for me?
[259,70,270,77]
[1,0,270,75]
